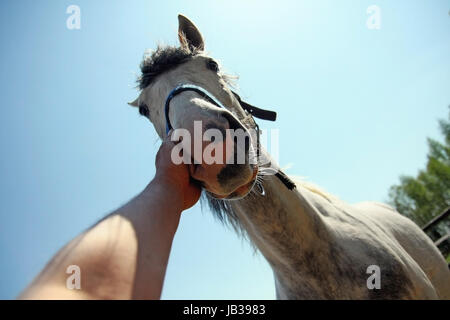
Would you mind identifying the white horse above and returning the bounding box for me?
[129,15,450,299]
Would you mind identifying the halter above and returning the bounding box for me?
[163,83,296,191]
[164,84,276,134]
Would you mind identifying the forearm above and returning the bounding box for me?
[20,178,183,300]
[120,178,183,299]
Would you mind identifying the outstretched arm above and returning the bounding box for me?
[19,132,201,299]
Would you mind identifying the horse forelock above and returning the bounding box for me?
[137,44,237,91]
[138,45,201,90]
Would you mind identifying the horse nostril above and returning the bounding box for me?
[220,111,250,154]
[221,111,242,131]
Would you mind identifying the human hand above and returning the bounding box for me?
[153,130,202,211]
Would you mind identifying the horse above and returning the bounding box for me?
[129,14,450,299]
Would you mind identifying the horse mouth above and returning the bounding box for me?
[208,166,258,200]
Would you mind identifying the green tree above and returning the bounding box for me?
[388,106,450,243]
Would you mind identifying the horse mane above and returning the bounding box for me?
[201,176,337,243]
[201,193,244,235]
[138,44,201,90]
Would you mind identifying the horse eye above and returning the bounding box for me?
[207,59,219,72]
[139,105,149,117]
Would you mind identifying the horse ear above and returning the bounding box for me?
[128,97,139,107]
[178,14,205,51]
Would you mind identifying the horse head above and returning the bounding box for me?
[130,15,261,200]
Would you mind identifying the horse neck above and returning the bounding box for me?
[230,151,331,271]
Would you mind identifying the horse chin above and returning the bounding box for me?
[206,178,257,200]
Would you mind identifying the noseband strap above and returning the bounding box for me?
[164,84,277,135]
[165,84,230,134]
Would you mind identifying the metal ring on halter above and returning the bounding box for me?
[256,181,265,196]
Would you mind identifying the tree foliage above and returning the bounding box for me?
[388,106,450,240]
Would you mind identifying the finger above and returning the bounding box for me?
[163,129,174,143]
[166,128,184,146]
[161,131,179,151]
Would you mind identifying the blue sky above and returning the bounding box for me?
[0,0,449,299]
